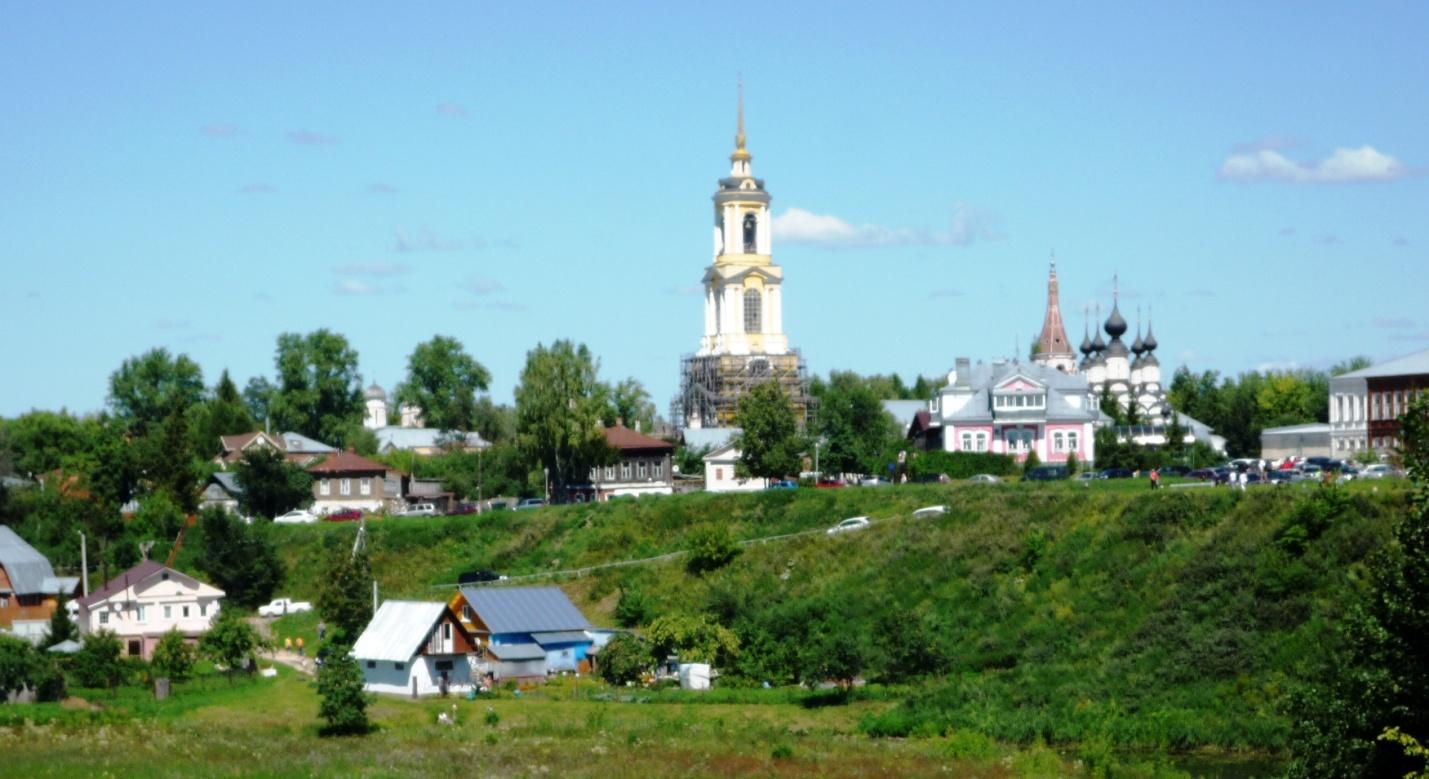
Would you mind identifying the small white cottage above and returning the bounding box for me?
[353,600,476,697]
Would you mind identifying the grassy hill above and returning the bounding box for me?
[226,480,1410,754]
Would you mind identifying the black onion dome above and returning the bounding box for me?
[1104,337,1129,358]
[1080,331,1093,356]
[1104,301,1128,338]
[1131,326,1145,356]
[1144,324,1158,352]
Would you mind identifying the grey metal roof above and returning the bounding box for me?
[280,431,336,453]
[458,586,591,635]
[210,471,243,494]
[352,600,445,663]
[1337,347,1429,379]
[531,630,592,646]
[375,427,488,452]
[0,526,59,595]
[680,427,740,452]
[47,639,82,654]
[1262,423,1332,436]
[488,642,545,661]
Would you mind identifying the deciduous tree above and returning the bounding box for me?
[201,609,261,683]
[268,330,364,448]
[606,378,658,432]
[815,372,900,477]
[107,348,205,436]
[734,380,803,480]
[316,546,374,645]
[234,447,313,520]
[316,644,369,735]
[194,506,283,609]
[151,627,196,681]
[514,340,613,494]
[393,336,492,431]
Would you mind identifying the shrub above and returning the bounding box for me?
[200,609,261,682]
[72,631,127,691]
[908,450,1017,480]
[684,523,741,575]
[0,634,40,698]
[614,586,651,628]
[151,628,196,682]
[597,634,649,686]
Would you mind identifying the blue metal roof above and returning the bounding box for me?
[488,642,545,661]
[531,630,591,646]
[458,586,591,634]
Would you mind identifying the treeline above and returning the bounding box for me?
[1167,357,1370,456]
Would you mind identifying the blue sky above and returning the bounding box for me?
[3,2,1426,419]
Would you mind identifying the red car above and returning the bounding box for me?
[326,508,362,522]
[815,479,846,489]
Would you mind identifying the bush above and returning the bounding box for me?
[685,523,741,575]
[614,586,651,628]
[72,631,127,691]
[597,634,649,686]
[907,450,1018,480]
[0,634,40,699]
[151,628,196,682]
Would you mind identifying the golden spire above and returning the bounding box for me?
[731,78,751,163]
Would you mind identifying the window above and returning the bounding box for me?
[443,623,452,641]
[100,611,109,625]
[320,479,331,496]
[589,467,598,480]
[743,288,762,333]
[637,461,648,479]
[360,478,371,496]
[742,212,758,252]
[136,605,147,622]
[163,605,172,619]
[435,660,454,671]
[715,467,724,480]
[1067,432,1079,452]
[604,465,616,480]
[340,478,352,496]
[652,461,663,478]
[182,605,191,619]
[462,605,474,622]
[0,595,8,609]
[961,432,972,450]
[367,661,376,669]
[128,640,141,657]
[394,663,405,671]
[621,461,632,479]
[1053,432,1065,452]
[975,433,988,452]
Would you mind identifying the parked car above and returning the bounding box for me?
[395,503,439,517]
[516,498,546,510]
[1074,471,1100,483]
[1099,468,1134,479]
[912,473,949,484]
[273,509,318,525]
[1267,470,1294,484]
[449,502,480,516]
[1188,468,1217,482]
[258,597,313,617]
[827,516,871,535]
[768,479,798,490]
[859,477,890,487]
[457,569,507,584]
[1024,465,1069,482]
[815,479,846,489]
[1158,464,1192,477]
[912,504,948,519]
[968,474,1002,484]
[1336,466,1360,483]
[1360,464,1397,480]
[325,508,362,522]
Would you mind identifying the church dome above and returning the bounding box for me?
[1104,337,1129,359]
[1080,332,1093,356]
[1131,327,1145,356]
[365,383,387,401]
[1104,302,1128,338]
[1143,324,1159,352]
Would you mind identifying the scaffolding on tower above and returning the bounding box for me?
[673,350,815,431]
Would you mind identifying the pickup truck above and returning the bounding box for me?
[258,598,313,618]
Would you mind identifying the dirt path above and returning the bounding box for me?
[246,616,316,676]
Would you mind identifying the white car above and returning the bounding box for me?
[912,505,948,519]
[827,516,871,535]
[1360,464,1396,480]
[273,509,318,524]
[969,474,1002,484]
[395,503,439,517]
[258,598,313,617]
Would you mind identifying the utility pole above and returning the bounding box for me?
[79,531,89,596]
[372,580,378,613]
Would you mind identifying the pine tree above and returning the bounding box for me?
[316,546,374,645]
[44,591,77,648]
[316,644,369,735]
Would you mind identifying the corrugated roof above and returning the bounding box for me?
[1337,348,1429,379]
[77,560,167,608]
[1262,423,1332,435]
[374,427,487,452]
[0,526,59,595]
[488,642,545,660]
[307,451,389,474]
[352,600,445,663]
[280,431,336,453]
[458,586,591,635]
[603,425,674,452]
[531,630,591,646]
[681,427,740,452]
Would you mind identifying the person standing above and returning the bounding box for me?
[1150,468,1160,490]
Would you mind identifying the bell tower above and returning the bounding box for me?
[699,84,787,358]
[676,85,810,430]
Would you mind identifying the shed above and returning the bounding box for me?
[353,600,476,697]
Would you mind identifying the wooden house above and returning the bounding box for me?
[353,600,476,696]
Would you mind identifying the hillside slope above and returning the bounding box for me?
[233,482,1408,750]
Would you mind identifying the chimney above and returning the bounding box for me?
[954,357,971,387]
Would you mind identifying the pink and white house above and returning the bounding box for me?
[926,357,1100,464]
[75,560,225,660]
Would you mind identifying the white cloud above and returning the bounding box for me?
[334,262,410,277]
[395,227,462,252]
[335,279,379,295]
[1218,145,1407,184]
[771,203,997,248]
